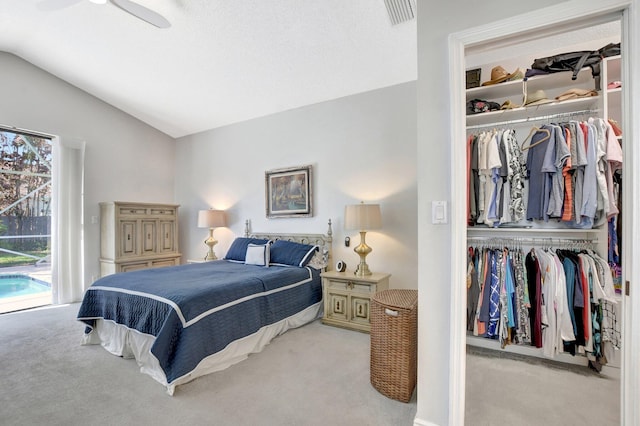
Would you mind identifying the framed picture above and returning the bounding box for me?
[466,68,481,89]
[265,165,313,218]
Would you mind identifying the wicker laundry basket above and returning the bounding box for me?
[370,289,418,403]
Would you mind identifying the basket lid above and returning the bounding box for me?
[372,289,418,310]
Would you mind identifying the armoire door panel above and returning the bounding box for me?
[160,221,175,252]
[142,220,157,254]
[120,221,137,256]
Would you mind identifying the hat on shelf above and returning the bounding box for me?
[481,66,524,86]
[500,99,520,110]
[524,89,554,107]
[555,88,598,101]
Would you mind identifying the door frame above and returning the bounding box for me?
[447,1,638,424]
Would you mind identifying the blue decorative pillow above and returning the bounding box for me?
[224,237,270,262]
[269,240,318,267]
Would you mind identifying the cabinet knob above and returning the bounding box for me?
[147,233,151,239]
[127,234,131,240]
[347,281,354,289]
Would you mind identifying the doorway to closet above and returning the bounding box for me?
[448,5,636,425]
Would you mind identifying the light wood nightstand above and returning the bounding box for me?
[320,270,390,333]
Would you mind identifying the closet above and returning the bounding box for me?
[464,21,623,373]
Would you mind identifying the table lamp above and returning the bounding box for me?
[344,202,382,276]
[197,209,227,261]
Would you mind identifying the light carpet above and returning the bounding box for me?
[0,303,619,425]
[0,303,416,426]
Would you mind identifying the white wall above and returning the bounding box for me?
[416,1,567,425]
[174,82,418,290]
[0,52,176,290]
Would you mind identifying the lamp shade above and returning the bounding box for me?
[344,203,382,230]
[197,209,227,228]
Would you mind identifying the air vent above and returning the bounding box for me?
[384,0,415,25]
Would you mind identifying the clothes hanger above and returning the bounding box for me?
[521,126,551,151]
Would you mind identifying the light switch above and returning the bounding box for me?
[432,201,447,224]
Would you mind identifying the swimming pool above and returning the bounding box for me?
[0,274,51,299]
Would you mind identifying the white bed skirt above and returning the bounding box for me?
[81,302,322,395]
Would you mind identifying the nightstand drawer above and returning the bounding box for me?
[325,278,378,294]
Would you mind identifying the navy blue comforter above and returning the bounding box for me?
[77,261,321,384]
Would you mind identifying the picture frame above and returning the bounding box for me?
[265,165,313,218]
[466,68,481,89]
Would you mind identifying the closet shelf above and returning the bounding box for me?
[466,96,599,128]
[466,66,595,102]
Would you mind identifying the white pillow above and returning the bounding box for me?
[245,243,270,267]
[307,248,329,270]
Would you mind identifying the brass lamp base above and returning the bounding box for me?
[204,228,218,261]
[353,230,372,276]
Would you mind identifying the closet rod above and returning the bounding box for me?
[467,236,597,247]
[466,108,598,130]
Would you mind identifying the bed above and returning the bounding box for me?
[77,220,333,395]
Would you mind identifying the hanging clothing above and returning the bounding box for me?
[468,118,621,230]
[526,251,543,348]
[467,241,617,369]
[525,126,554,221]
[468,128,527,228]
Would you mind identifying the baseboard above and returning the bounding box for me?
[413,418,440,426]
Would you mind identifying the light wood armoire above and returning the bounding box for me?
[99,201,181,276]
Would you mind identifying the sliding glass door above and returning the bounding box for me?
[0,130,52,313]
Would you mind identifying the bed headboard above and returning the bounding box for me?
[244,219,333,270]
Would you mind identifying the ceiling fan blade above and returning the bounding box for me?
[37,0,83,12]
[110,0,171,28]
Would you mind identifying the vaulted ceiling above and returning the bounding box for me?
[0,1,417,138]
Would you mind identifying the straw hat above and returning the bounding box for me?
[481,66,523,86]
[524,89,554,106]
